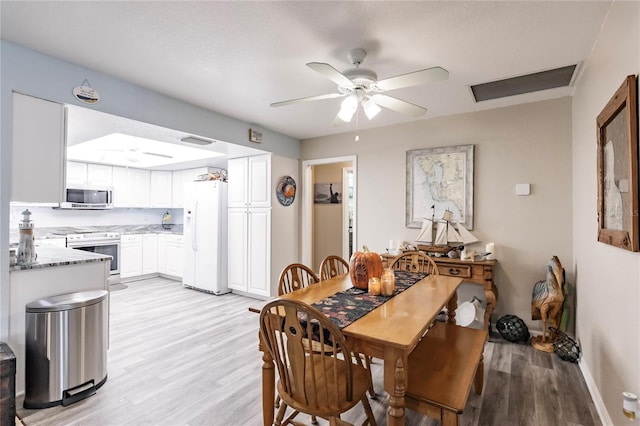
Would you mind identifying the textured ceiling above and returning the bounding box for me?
[0,1,612,140]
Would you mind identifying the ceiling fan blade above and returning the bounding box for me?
[307,62,354,87]
[331,113,349,127]
[271,92,345,108]
[372,94,427,117]
[142,152,173,159]
[375,66,449,91]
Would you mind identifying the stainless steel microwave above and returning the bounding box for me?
[58,185,113,209]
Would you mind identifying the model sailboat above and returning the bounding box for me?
[415,209,478,253]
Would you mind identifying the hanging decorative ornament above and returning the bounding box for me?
[73,79,100,104]
[276,176,296,206]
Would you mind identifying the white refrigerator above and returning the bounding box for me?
[183,180,229,294]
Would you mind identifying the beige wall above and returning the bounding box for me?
[302,97,573,333]
[571,1,639,424]
[312,162,351,270]
[270,155,301,295]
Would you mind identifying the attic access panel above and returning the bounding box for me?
[471,65,578,102]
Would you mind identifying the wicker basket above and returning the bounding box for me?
[549,327,581,363]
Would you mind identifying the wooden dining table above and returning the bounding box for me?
[252,272,463,426]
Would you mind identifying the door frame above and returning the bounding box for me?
[301,155,357,267]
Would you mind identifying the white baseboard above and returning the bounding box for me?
[579,358,613,425]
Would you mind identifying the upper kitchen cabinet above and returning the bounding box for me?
[150,170,172,208]
[228,154,271,208]
[112,166,150,207]
[66,162,112,187]
[11,93,66,203]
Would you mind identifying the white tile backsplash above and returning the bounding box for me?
[9,205,183,229]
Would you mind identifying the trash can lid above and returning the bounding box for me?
[26,290,108,312]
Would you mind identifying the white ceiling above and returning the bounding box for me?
[0,1,612,141]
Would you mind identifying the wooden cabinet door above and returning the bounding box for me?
[128,168,150,207]
[111,166,130,207]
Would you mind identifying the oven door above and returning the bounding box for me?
[68,241,120,278]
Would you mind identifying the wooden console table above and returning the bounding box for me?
[381,253,497,328]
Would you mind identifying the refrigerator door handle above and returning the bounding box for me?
[191,200,198,251]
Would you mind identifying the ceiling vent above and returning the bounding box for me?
[471,64,578,102]
[181,136,213,145]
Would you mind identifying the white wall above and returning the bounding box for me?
[270,155,301,296]
[571,1,640,424]
[302,97,573,332]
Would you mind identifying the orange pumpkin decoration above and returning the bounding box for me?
[349,246,383,290]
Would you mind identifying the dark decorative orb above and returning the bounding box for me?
[496,314,531,342]
[551,327,581,363]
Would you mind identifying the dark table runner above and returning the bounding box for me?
[312,270,428,329]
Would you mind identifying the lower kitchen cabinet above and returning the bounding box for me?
[142,234,158,274]
[121,233,183,280]
[164,235,184,278]
[120,234,143,278]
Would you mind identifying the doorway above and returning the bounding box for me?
[301,156,357,268]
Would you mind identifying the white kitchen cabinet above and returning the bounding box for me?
[87,164,113,186]
[112,166,150,207]
[157,234,167,274]
[11,93,66,203]
[129,168,150,207]
[164,234,184,278]
[150,170,172,207]
[67,162,112,187]
[142,233,158,275]
[171,167,218,208]
[228,155,271,208]
[66,161,88,185]
[227,154,271,297]
[120,234,143,278]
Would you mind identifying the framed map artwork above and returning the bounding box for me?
[406,144,474,230]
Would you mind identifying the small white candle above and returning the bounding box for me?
[485,243,495,260]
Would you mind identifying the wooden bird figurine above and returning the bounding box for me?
[531,256,565,351]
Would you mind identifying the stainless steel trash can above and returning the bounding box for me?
[24,290,108,409]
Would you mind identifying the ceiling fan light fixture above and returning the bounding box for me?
[362,97,381,120]
[338,95,358,122]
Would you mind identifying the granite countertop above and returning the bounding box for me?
[10,224,183,242]
[10,246,112,272]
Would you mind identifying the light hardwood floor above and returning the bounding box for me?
[17,277,601,426]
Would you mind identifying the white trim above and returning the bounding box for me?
[301,156,357,268]
[579,358,612,425]
[342,167,353,261]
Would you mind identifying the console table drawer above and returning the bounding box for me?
[437,263,472,278]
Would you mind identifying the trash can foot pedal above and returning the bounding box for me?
[62,380,96,406]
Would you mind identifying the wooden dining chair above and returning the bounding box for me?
[319,255,349,281]
[278,263,320,295]
[389,251,439,275]
[259,299,377,426]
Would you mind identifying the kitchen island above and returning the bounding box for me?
[8,246,111,395]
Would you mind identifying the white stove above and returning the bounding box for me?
[66,232,121,285]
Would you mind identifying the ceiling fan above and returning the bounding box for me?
[97,144,173,163]
[271,48,449,126]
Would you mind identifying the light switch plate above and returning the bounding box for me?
[515,183,531,196]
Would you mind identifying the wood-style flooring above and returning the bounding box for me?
[17,277,602,426]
